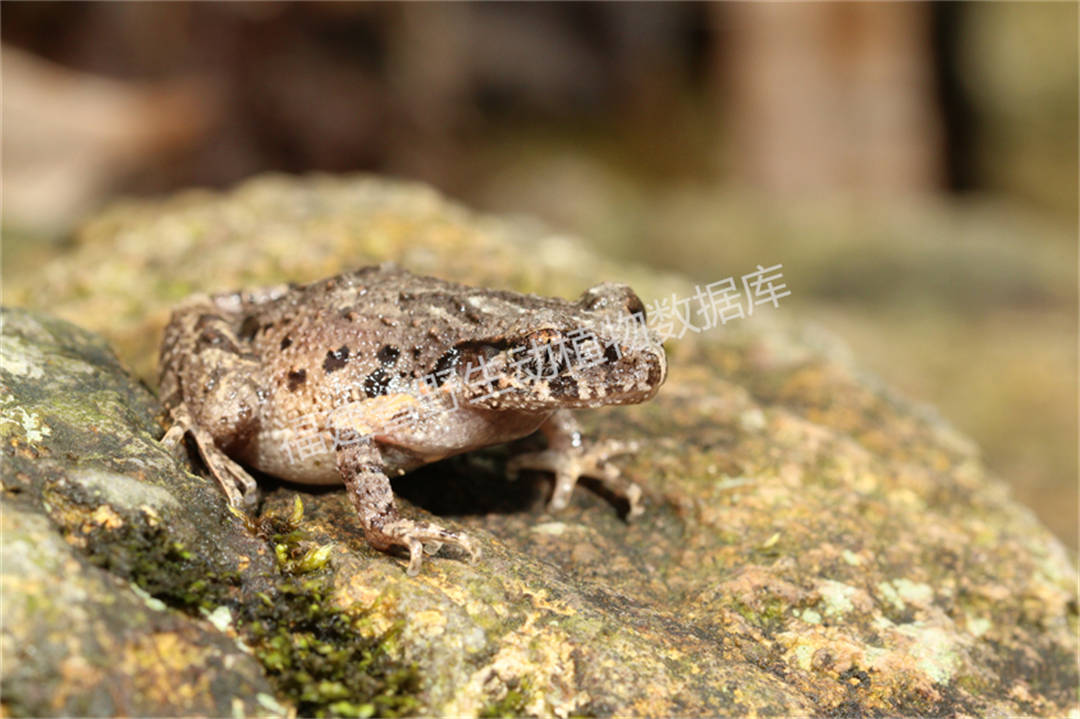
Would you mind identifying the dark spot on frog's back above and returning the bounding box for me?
[377,345,400,366]
[287,368,307,391]
[323,346,350,373]
[431,348,461,387]
[364,368,391,398]
[280,336,293,350]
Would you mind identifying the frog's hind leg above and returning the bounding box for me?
[336,439,480,576]
[163,403,260,508]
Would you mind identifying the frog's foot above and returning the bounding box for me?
[161,404,259,508]
[369,518,481,577]
[507,439,644,518]
[338,440,480,576]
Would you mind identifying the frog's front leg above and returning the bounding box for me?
[336,438,480,576]
[507,409,644,518]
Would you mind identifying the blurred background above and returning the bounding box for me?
[2,2,1076,549]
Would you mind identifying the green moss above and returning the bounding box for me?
[259,496,335,575]
[479,677,532,718]
[79,504,421,717]
[81,517,236,611]
[240,580,420,718]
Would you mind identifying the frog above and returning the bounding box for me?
[158,263,667,575]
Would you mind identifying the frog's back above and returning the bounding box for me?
[245,264,571,411]
[247,266,471,413]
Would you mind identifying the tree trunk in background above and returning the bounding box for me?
[716,2,944,196]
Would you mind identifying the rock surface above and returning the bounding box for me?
[3,175,1077,717]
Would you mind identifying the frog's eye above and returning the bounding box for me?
[624,292,645,318]
[580,283,645,318]
[579,287,609,311]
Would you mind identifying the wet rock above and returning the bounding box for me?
[1,309,278,717]
[3,176,1076,716]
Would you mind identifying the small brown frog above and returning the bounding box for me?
[159,264,666,574]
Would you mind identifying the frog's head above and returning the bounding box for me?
[449,282,667,412]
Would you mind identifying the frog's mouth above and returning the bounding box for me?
[447,332,666,411]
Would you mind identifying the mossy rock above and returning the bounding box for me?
[3,175,1076,716]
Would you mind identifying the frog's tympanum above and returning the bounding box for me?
[159,264,667,574]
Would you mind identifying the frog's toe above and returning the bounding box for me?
[380,519,480,576]
[161,422,187,452]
